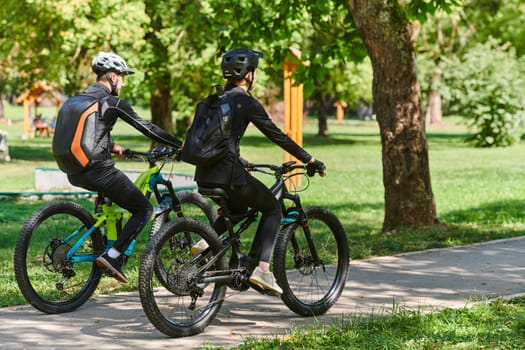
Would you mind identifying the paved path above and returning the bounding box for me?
[1,237,524,349]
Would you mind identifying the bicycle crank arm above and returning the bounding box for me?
[197,269,242,285]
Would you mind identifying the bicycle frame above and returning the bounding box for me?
[195,162,320,287]
[137,160,348,336]
[63,151,179,264]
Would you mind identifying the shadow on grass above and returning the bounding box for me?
[8,134,156,162]
[345,199,525,259]
[242,131,471,149]
[8,129,472,162]
[241,133,362,148]
[9,145,55,162]
[440,199,525,225]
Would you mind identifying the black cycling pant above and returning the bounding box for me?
[199,175,281,263]
[68,160,153,253]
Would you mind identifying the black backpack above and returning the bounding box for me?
[181,85,236,166]
[52,94,100,174]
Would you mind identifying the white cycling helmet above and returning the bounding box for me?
[92,52,135,75]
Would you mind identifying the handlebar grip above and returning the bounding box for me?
[122,149,133,159]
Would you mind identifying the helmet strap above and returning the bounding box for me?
[243,70,255,90]
[244,77,253,90]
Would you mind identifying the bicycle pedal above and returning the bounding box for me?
[248,282,281,297]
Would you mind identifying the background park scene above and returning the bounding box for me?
[1,0,525,348]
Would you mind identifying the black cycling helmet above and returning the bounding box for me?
[221,48,263,80]
[92,52,135,76]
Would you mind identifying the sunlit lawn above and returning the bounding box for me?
[1,104,525,308]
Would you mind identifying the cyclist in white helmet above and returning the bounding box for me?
[53,51,182,283]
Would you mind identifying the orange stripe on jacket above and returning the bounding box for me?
[71,102,98,167]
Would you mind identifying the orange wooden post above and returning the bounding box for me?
[23,99,33,139]
[283,48,309,188]
[334,101,347,123]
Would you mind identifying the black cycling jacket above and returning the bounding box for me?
[194,84,312,186]
[53,83,181,174]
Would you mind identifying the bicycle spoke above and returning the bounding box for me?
[274,206,349,316]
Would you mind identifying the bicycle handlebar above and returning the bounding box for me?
[122,147,180,164]
[247,161,320,177]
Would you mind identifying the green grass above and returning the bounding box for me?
[217,297,525,349]
[2,105,525,347]
[2,113,525,305]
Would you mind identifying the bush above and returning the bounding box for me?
[441,38,525,147]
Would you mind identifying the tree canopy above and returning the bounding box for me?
[1,0,524,230]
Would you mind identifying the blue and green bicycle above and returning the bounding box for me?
[13,147,216,314]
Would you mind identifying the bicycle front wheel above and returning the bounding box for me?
[273,206,349,316]
[149,191,218,291]
[139,217,227,337]
[13,201,104,314]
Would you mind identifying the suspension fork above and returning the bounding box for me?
[283,193,322,266]
[151,180,189,250]
[157,178,184,217]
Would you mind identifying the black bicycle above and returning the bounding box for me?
[138,161,350,337]
[14,147,217,314]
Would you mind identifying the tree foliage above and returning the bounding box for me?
[0,0,148,95]
[415,0,525,146]
[442,39,525,146]
[464,0,525,57]
[1,0,375,134]
[4,0,516,230]
[406,0,462,20]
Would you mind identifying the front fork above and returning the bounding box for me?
[153,178,183,217]
[281,194,322,268]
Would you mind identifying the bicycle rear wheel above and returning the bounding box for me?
[14,201,104,314]
[273,206,349,316]
[139,217,227,337]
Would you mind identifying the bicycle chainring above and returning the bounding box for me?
[228,270,250,291]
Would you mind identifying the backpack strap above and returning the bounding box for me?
[209,84,225,96]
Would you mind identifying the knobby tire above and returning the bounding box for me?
[14,201,104,314]
[273,206,350,316]
[139,217,227,337]
[149,190,217,289]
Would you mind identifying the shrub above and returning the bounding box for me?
[441,38,525,147]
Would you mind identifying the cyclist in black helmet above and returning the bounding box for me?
[190,47,326,294]
[52,51,182,283]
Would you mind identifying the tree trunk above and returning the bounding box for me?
[150,76,173,136]
[145,4,173,148]
[425,89,443,125]
[425,69,443,125]
[348,0,438,230]
[315,93,328,136]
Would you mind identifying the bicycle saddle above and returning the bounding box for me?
[198,186,229,200]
